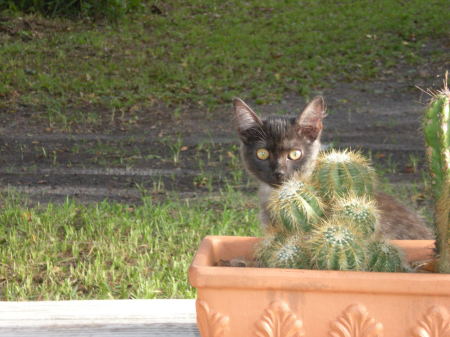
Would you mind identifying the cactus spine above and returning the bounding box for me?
[423,81,450,273]
[267,235,310,269]
[255,233,310,269]
[309,222,365,271]
[254,233,280,267]
[268,177,324,233]
[312,150,377,200]
[332,194,379,236]
[366,240,407,272]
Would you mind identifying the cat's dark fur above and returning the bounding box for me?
[233,97,434,240]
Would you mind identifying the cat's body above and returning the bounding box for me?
[233,97,434,240]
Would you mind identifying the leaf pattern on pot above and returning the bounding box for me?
[255,300,305,337]
[196,299,229,337]
[330,304,383,337]
[412,305,450,337]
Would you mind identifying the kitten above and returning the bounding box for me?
[233,97,434,240]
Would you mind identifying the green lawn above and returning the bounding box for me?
[0,172,433,300]
[0,189,261,300]
[0,0,448,128]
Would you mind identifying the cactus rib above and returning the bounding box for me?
[268,177,324,233]
[424,81,450,273]
[309,222,365,271]
[312,150,377,199]
[366,240,407,272]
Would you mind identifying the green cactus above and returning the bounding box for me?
[366,240,407,272]
[331,193,379,236]
[311,150,377,200]
[254,233,282,267]
[308,221,366,271]
[254,233,310,269]
[256,143,414,273]
[268,176,324,233]
[423,82,450,273]
[266,235,311,269]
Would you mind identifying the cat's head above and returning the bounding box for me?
[233,97,326,187]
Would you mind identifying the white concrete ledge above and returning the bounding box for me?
[0,299,199,337]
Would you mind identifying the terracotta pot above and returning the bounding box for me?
[189,235,450,337]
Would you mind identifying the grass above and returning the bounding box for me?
[0,0,448,129]
[0,188,260,300]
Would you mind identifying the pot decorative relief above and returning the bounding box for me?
[188,236,450,337]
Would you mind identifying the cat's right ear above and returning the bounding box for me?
[233,98,263,139]
[296,96,326,141]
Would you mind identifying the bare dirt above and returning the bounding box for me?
[0,60,448,206]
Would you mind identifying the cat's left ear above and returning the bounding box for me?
[296,96,326,141]
[233,98,263,136]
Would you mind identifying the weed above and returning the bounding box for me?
[51,150,57,166]
[162,136,183,165]
[407,153,420,173]
[41,146,47,159]
[385,153,399,174]
[193,173,213,192]
[151,177,165,194]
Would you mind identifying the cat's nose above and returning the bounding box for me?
[274,170,286,181]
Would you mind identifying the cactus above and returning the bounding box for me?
[332,193,379,236]
[308,221,366,271]
[268,176,324,233]
[366,240,407,272]
[311,149,377,200]
[254,233,282,267]
[267,235,311,269]
[255,233,310,269]
[256,145,413,273]
[423,80,450,273]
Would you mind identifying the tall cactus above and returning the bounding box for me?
[423,80,450,273]
[311,150,377,200]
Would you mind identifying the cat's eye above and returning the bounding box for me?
[256,148,269,160]
[288,150,302,160]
